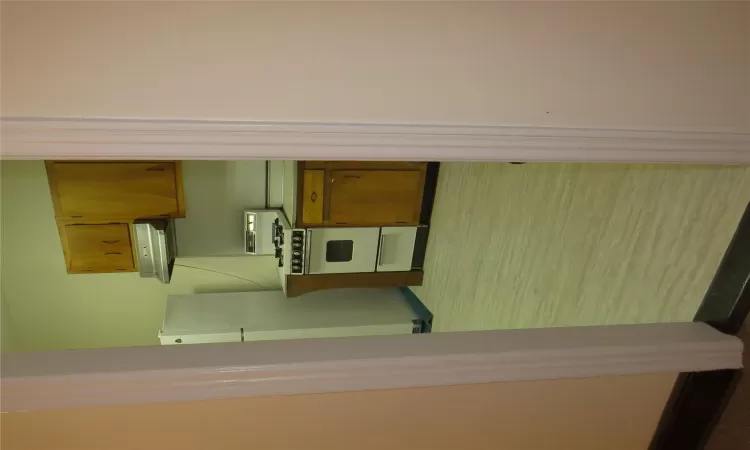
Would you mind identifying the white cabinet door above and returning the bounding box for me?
[307,228,380,274]
[376,226,417,272]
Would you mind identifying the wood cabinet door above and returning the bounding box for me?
[48,162,181,219]
[301,170,325,225]
[328,170,424,226]
[62,223,135,273]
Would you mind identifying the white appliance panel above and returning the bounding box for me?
[159,289,419,345]
[159,330,241,345]
[376,226,418,272]
[307,228,380,274]
[242,323,415,342]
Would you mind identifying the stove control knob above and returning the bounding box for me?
[292,236,302,242]
[292,265,302,272]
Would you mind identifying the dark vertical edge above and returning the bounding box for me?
[264,160,270,209]
[649,201,750,450]
[374,226,383,272]
[649,370,742,450]
[411,226,429,269]
[399,287,433,333]
[419,162,440,225]
[695,201,750,334]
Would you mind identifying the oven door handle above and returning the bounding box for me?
[377,235,385,266]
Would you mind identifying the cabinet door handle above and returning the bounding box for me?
[102,240,120,244]
[146,165,166,171]
[344,175,360,179]
[311,191,318,203]
[104,252,122,255]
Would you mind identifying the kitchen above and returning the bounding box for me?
[1,159,437,350]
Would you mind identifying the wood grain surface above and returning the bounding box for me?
[328,169,424,226]
[47,161,181,219]
[286,271,423,297]
[411,163,750,331]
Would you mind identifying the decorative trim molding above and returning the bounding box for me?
[2,117,748,163]
[1,322,741,412]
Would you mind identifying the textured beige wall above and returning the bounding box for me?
[0,373,677,450]
[2,2,747,131]
[413,163,750,332]
[0,161,281,351]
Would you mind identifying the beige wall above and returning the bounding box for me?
[2,2,747,131]
[176,160,266,257]
[0,161,281,351]
[0,373,677,450]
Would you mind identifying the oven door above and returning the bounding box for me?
[306,228,380,274]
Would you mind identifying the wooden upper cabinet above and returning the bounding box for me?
[61,223,135,273]
[328,170,424,226]
[46,162,185,220]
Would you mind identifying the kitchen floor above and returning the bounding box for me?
[411,162,750,332]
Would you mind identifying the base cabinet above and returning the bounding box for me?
[328,170,424,226]
[285,271,424,298]
[297,161,427,228]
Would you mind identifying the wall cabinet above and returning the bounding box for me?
[45,161,184,274]
[46,162,185,220]
[60,223,135,273]
[297,161,427,228]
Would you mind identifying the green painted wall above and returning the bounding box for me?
[1,289,17,353]
[0,161,281,351]
[412,163,750,332]
[3,161,749,350]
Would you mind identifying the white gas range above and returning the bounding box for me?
[271,210,421,292]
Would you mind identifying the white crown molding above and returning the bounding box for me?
[1,322,741,412]
[1,117,748,163]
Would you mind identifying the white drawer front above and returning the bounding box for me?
[376,226,418,272]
